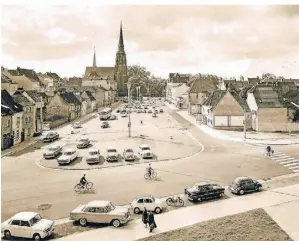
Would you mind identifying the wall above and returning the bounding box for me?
[1,83,18,95]
[1,115,12,149]
[247,93,258,112]
[213,92,244,116]
[44,118,68,129]
[11,112,23,145]
[189,93,210,114]
[22,105,35,139]
[94,89,105,108]
[46,95,69,119]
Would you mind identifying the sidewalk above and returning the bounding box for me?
[56,184,299,241]
[177,110,299,145]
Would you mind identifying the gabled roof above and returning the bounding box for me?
[12,93,34,107]
[85,67,115,78]
[1,89,23,114]
[60,92,81,105]
[222,79,236,84]
[248,77,260,85]
[249,85,285,108]
[1,72,15,84]
[8,67,43,85]
[189,78,217,94]
[25,90,46,102]
[85,91,96,101]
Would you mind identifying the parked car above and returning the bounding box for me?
[43,145,62,159]
[1,212,54,240]
[86,148,100,164]
[138,144,153,159]
[148,109,152,113]
[101,121,110,128]
[185,182,225,202]
[121,112,127,118]
[77,138,90,149]
[109,114,118,120]
[137,109,141,113]
[229,177,262,195]
[43,132,59,143]
[159,108,163,113]
[131,196,166,214]
[152,113,157,118]
[123,148,135,161]
[105,147,118,162]
[70,200,131,228]
[57,149,78,165]
[73,123,82,129]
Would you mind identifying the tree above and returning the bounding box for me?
[240,75,245,81]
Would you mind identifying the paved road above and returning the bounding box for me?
[1,106,292,221]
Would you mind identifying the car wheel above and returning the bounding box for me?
[112,219,121,228]
[33,233,41,241]
[154,207,162,214]
[79,218,87,226]
[239,189,245,195]
[134,207,140,214]
[4,230,11,239]
[256,186,261,192]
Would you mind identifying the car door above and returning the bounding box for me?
[136,198,144,210]
[144,198,155,211]
[19,220,31,238]
[94,207,106,223]
[85,207,97,223]
[198,187,208,200]
[8,220,21,237]
[245,179,255,191]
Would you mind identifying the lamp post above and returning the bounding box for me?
[127,80,132,137]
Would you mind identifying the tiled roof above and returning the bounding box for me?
[250,86,285,108]
[85,67,115,78]
[12,93,33,107]
[1,72,14,83]
[223,79,236,84]
[1,89,23,114]
[46,72,62,80]
[283,90,299,105]
[85,91,96,101]
[189,78,217,94]
[248,77,260,85]
[8,67,42,84]
[25,90,45,102]
[60,92,81,105]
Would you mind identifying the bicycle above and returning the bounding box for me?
[144,171,157,180]
[166,195,184,207]
[74,182,94,193]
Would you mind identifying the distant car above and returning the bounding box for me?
[73,123,82,129]
[116,109,120,113]
[106,147,118,162]
[137,109,141,113]
[101,122,110,128]
[57,149,78,165]
[43,145,62,159]
[138,144,153,159]
[86,148,100,164]
[184,182,225,202]
[1,212,54,240]
[77,138,90,149]
[109,114,118,120]
[152,113,157,118]
[70,200,131,228]
[154,109,158,113]
[159,108,163,113]
[121,112,127,118]
[131,196,166,214]
[43,132,59,143]
[123,148,135,161]
[148,109,152,113]
[229,177,262,195]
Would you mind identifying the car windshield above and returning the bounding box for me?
[126,149,133,152]
[80,139,88,142]
[142,147,150,150]
[89,151,98,155]
[105,202,116,212]
[30,214,42,226]
[108,149,117,153]
[64,152,72,155]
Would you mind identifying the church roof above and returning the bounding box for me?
[85,67,115,78]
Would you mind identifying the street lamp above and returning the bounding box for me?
[127,80,132,137]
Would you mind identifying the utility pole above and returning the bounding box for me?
[127,80,131,137]
[40,96,43,133]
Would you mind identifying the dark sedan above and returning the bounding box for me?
[101,122,110,128]
[185,182,225,202]
[43,132,59,143]
[77,138,90,149]
[229,177,262,195]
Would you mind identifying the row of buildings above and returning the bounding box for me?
[166,74,299,132]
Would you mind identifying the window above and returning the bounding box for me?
[137,199,144,204]
[20,221,30,227]
[95,207,104,213]
[11,220,20,226]
[16,130,19,140]
[144,199,152,203]
[87,207,96,213]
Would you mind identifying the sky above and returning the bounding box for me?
[1,4,299,79]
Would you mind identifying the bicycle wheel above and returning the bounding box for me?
[178,199,184,206]
[151,172,157,178]
[144,173,150,180]
[86,182,93,190]
[74,184,82,193]
[166,198,173,206]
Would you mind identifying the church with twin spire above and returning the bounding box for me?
[82,23,128,97]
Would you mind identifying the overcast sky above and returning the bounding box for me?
[2,5,299,78]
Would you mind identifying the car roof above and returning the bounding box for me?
[87,200,110,207]
[12,212,38,221]
[64,148,75,152]
[234,176,251,182]
[49,144,60,148]
[139,144,149,148]
[136,196,154,200]
[89,148,98,152]
[107,146,116,149]
[194,182,209,186]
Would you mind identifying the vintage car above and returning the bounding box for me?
[147,109,152,113]
[123,148,135,161]
[131,196,166,214]
[42,132,59,143]
[116,109,120,113]
[86,148,100,164]
[1,212,54,240]
[70,200,130,228]
[138,144,153,159]
[57,149,78,165]
[77,138,90,149]
[72,123,82,129]
[229,177,262,195]
[137,109,142,113]
[43,145,62,159]
[159,108,164,113]
[105,147,119,162]
[185,182,225,202]
[120,112,127,118]
[152,113,157,118]
[101,121,110,128]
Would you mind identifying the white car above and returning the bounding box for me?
[123,148,135,161]
[131,196,166,214]
[43,145,62,159]
[57,149,78,165]
[73,122,82,129]
[86,148,100,164]
[105,147,119,162]
[121,112,127,118]
[1,212,54,240]
[138,144,153,159]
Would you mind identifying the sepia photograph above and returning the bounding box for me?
[1,1,299,241]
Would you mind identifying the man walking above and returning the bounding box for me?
[148,211,157,233]
[142,208,148,228]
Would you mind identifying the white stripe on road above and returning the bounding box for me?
[278,159,297,164]
[272,156,294,161]
[284,163,299,167]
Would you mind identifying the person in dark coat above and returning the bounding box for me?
[148,211,157,233]
[266,145,271,157]
[142,208,148,228]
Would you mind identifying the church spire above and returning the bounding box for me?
[93,46,96,67]
[118,22,124,51]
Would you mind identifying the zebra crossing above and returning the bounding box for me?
[246,143,299,173]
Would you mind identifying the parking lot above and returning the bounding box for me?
[38,104,203,170]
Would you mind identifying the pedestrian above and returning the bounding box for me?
[266,145,271,157]
[142,208,148,228]
[148,211,157,233]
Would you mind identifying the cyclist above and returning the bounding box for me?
[147,163,154,176]
[80,174,87,187]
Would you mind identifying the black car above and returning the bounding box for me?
[101,122,110,128]
[229,177,262,195]
[185,182,225,202]
[43,132,59,143]
[77,138,90,149]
